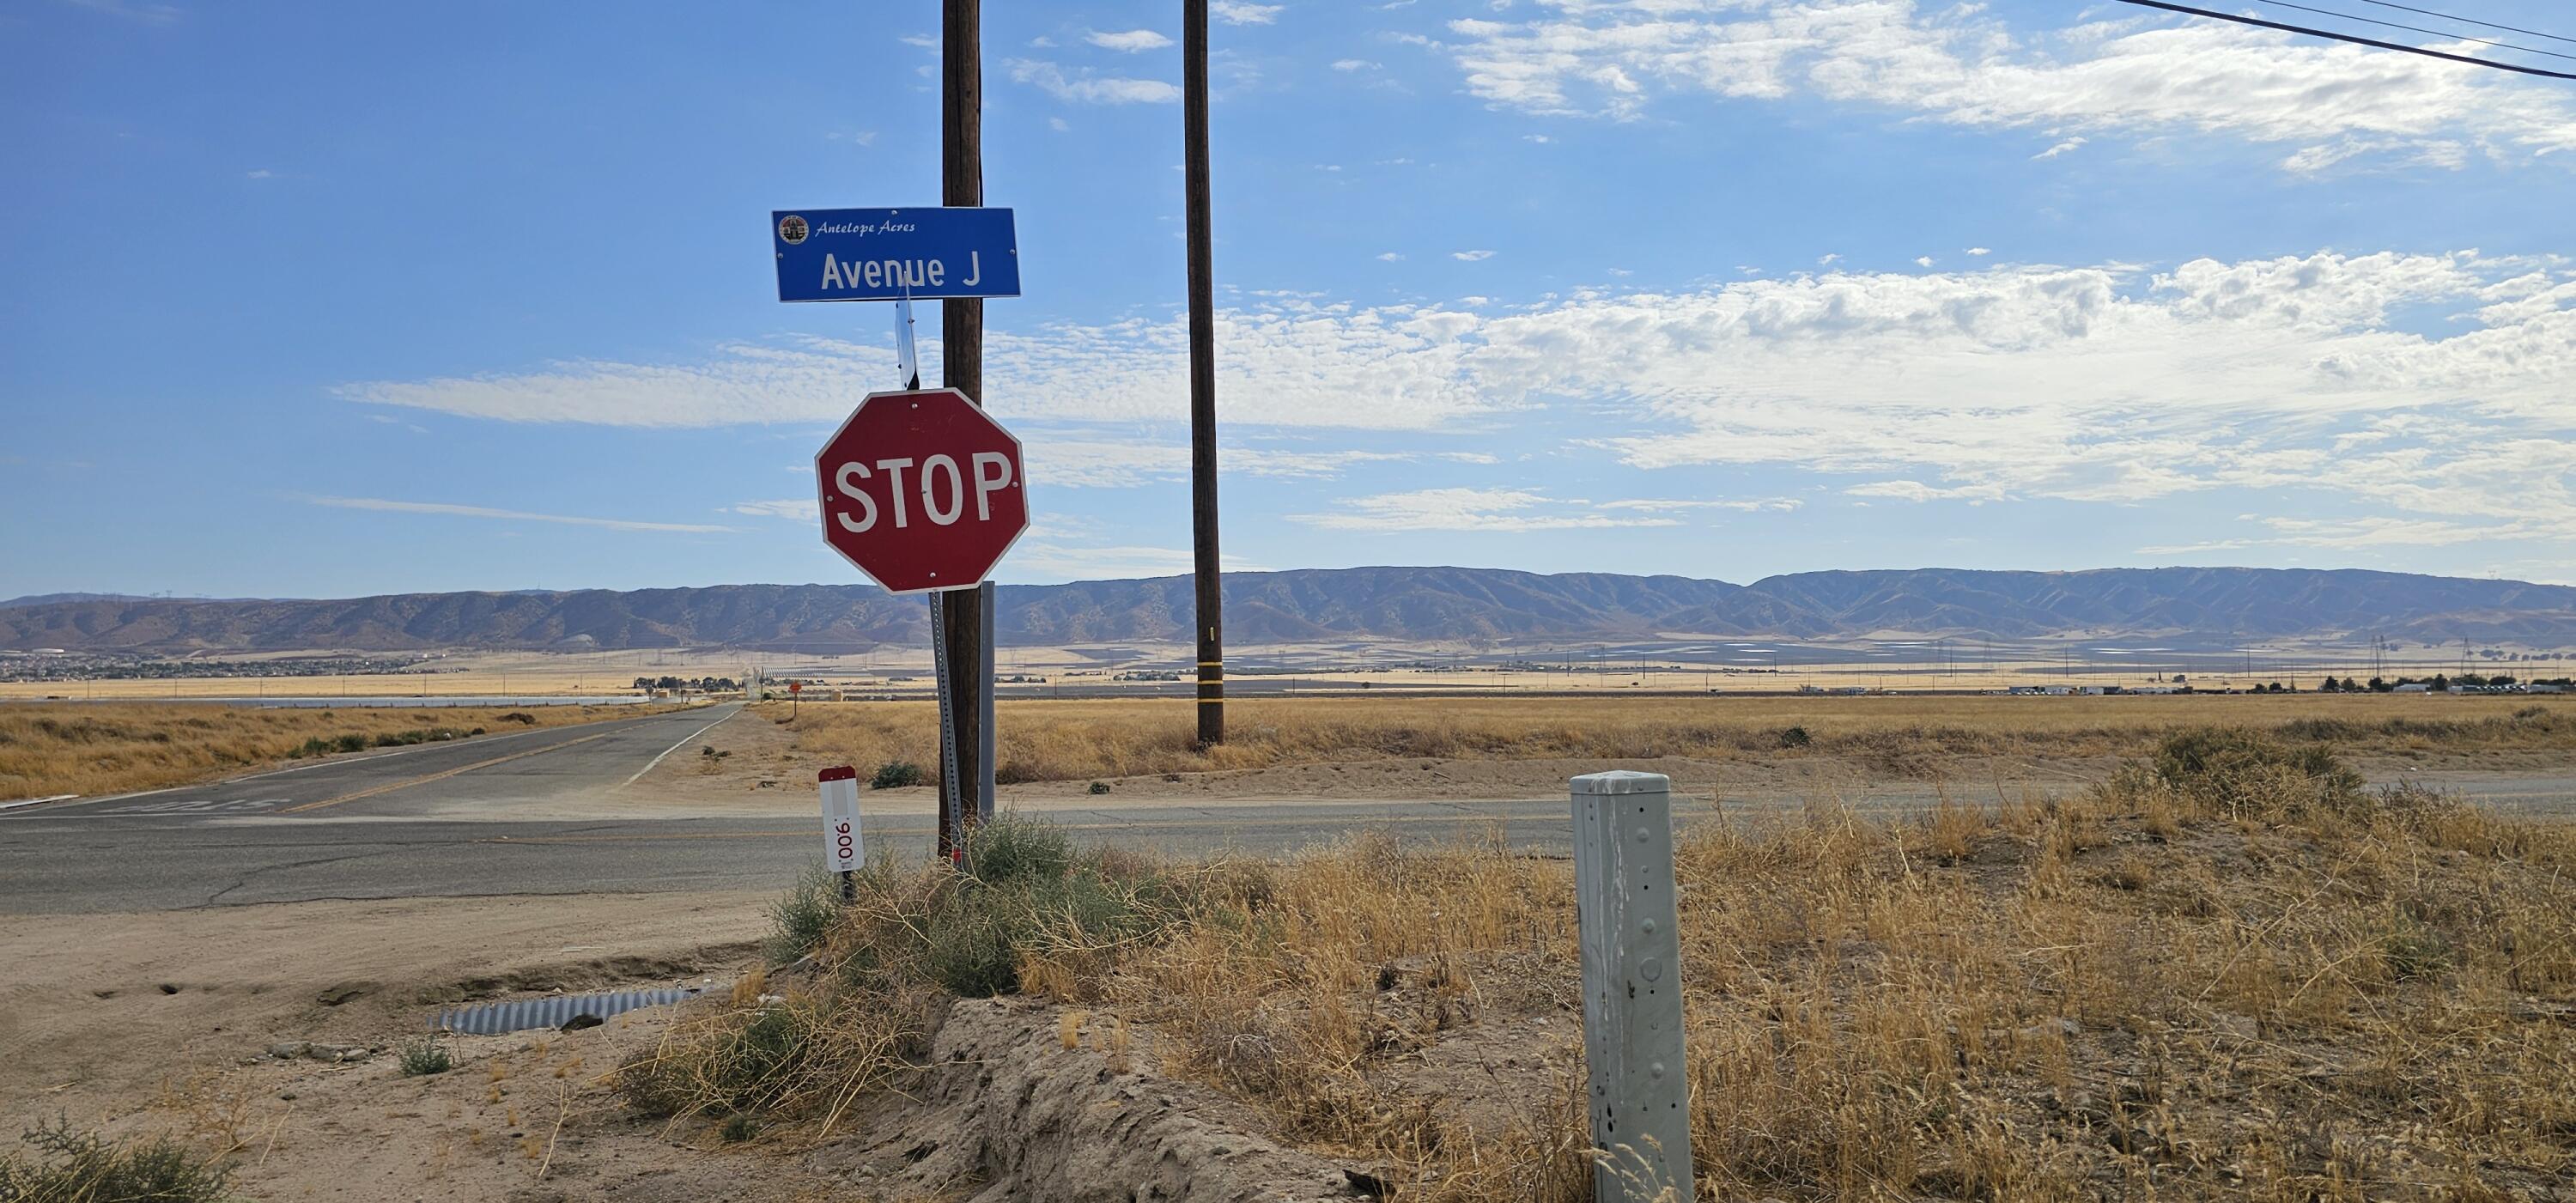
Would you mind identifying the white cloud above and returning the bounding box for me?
[899,33,937,48]
[1377,252,1405,261]
[2032,136,2087,161]
[1844,480,2008,504]
[1817,252,1840,266]
[299,495,732,534]
[341,249,2576,561]
[1966,247,1991,257]
[1596,497,1804,513]
[1007,58,1180,104]
[1453,249,1497,261]
[1437,3,2576,169]
[1088,28,1174,52]
[1334,58,1381,71]
[1049,116,1072,132]
[1914,256,1934,268]
[728,499,818,521]
[244,168,273,179]
[1212,1,1282,25]
[1296,488,1683,532]
[1022,440,1413,488]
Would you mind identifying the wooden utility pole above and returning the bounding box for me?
[1184,0,1224,744]
[939,0,991,856]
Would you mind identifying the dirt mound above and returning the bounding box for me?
[825,999,1376,1202]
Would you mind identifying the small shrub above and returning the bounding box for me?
[499,712,537,725]
[2381,917,2453,983]
[718,1113,759,1143]
[966,814,1075,887]
[764,863,843,965]
[398,1036,453,1077]
[0,1115,233,1203]
[870,761,925,790]
[1087,781,1112,795]
[1778,726,1813,749]
[2142,727,2366,818]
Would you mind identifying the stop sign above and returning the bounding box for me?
[813,388,1030,594]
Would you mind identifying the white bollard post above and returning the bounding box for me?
[1571,770,1694,1200]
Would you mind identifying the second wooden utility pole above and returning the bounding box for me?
[1184,0,1224,745]
[939,0,994,857]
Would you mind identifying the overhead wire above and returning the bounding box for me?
[2348,0,2576,47]
[2257,0,2576,60]
[2107,0,2576,78]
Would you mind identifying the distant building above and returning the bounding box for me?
[2392,683,2432,693]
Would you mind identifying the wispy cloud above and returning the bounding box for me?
[337,248,2576,565]
[726,499,817,521]
[1452,249,1496,261]
[1087,28,1172,52]
[298,495,734,533]
[1436,4,2576,170]
[2032,137,2087,161]
[1295,488,1682,532]
[1844,480,2008,504]
[1007,58,1179,104]
[66,0,181,25]
[1211,1,1281,25]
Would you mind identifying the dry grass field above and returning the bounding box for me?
[631,730,2576,1200]
[762,693,2576,786]
[0,702,667,799]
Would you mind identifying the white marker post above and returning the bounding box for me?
[1571,770,1694,1200]
[818,765,863,902]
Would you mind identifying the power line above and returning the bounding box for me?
[2351,0,2576,47]
[2111,0,2576,78]
[2261,0,2576,61]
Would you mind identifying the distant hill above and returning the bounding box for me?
[3,566,2572,653]
[1,592,179,610]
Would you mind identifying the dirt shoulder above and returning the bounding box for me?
[0,890,768,1122]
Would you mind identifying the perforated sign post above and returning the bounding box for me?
[817,765,862,902]
[1571,770,1695,1200]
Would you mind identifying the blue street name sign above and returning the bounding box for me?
[771,207,1020,303]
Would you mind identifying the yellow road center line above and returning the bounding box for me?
[282,732,621,814]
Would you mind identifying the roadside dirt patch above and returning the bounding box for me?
[0,890,768,1124]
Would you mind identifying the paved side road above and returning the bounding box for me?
[0,704,1567,914]
[5,702,2571,914]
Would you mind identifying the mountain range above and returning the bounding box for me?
[5,567,2573,653]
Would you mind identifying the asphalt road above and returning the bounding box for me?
[6,702,2572,915]
[0,705,1572,914]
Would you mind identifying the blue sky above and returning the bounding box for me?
[4,0,2573,599]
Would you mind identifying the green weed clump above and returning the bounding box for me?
[0,1115,233,1203]
[868,760,924,790]
[2125,726,2368,818]
[622,815,1201,1127]
[397,1037,453,1077]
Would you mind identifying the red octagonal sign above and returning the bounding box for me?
[813,388,1030,595]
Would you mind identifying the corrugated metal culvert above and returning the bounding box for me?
[433,986,703,1036]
